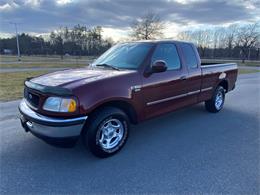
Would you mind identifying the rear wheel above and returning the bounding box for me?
[205,86,225,113]
[82,107,129,158]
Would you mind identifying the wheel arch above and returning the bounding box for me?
[86,100,138,125]
[217,79,229,92]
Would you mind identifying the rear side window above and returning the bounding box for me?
[151,43,181,70]
[181,43,198,68]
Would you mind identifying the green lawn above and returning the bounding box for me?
[0,55,94,68]
[238,69,260,74]
[239,61,260,67]
[0,71,49,101]
[0,63,87,69]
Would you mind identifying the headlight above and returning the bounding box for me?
[43,97,77,112]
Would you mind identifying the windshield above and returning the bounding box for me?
[92,43,153,69]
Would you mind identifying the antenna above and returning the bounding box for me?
[10,22,21,61]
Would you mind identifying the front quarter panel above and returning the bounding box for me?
[72,71,144,121]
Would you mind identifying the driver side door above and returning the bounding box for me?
[141,43,188,119]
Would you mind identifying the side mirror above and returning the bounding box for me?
[151,60,167,73]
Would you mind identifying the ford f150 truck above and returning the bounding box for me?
[19,40,238,158]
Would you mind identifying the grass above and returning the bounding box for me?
[238,69,260,74]
[0,71,49,101]
[0,63,87,69]
[239,61,260,67]
[0,55,93,68]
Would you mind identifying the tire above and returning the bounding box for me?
[205,86,225,113]
[82,107,129,158]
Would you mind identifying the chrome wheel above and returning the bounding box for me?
[215,91,223,110]
[98,118,124,150]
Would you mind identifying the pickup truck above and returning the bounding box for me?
[19,40,238,158]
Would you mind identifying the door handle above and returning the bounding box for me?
[180,76,187,80]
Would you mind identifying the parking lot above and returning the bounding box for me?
[0,73,259,194]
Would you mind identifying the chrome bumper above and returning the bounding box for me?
[19,99,87,138]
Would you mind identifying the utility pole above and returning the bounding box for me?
[10,22,21,61]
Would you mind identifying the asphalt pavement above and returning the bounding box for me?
[0,73,260,194]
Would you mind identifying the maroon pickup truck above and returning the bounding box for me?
[19,40,238,158]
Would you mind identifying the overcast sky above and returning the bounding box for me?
[0,0,259,41]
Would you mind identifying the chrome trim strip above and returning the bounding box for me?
[187,90,200,96]
[201,87,213,92]
[147,90,200,106]
[147,94,186,106]
[19,99,88,124]
[202,63,237,68]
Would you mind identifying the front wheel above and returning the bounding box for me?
[205,86,225,113]
[82,107,129,158]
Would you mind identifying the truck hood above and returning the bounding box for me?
[31,67,136,88]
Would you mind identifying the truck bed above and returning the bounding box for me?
[200,62,238,93]
[201,62,236,67]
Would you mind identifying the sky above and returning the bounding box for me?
[0,0,259,41]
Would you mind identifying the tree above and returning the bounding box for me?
[224,24,238,57]
[130,12,164,40]
[177,30,192,41]
[0,25,113,56]
[175,23,260,60]
[50,30,64,58]
[255,41,260,60]
[235,22,260,61]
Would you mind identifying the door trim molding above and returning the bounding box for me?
[146,89,200,106]
[147,93,187,106]
[146,87,213,106]
[201,87,213,92]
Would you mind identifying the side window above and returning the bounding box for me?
[181,43,198,68]
[151,43,181,70]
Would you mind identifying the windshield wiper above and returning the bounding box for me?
[95,63,120,71]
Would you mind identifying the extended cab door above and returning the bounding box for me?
[141,43,188,119]
[179,43,202,105]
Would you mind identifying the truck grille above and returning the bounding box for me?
[24,87,40,108]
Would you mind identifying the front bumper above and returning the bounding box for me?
[18,99,87,147]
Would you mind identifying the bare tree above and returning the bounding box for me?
[223,24,238,57]
[130,12,164,40]
[255,40,260,60]
[176,29,211,57]
[176,23,260,60]
[191,30,211,58]
[235,22,260,61]
[177,30,192,41]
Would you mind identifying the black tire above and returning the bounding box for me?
[82,107,129,158]
[205,86,225,113]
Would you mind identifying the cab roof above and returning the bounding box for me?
[128,39,194,45]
